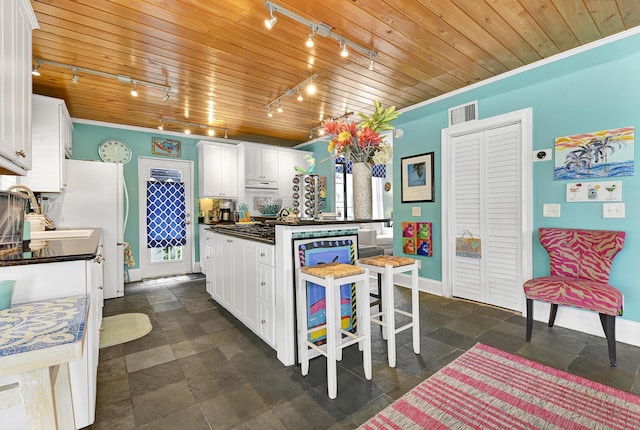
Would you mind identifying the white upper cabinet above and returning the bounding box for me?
[0,0,38,175]
[244,144,279,183]
[18,95,73,192]
[197,141,239,198]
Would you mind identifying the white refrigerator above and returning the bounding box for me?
[50,159,127,299]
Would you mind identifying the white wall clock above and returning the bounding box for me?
[98,139,132,164]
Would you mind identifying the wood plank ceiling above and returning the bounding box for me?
[30,0,640,147]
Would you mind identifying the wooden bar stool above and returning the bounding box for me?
[296,262,372,399]
[358,255,420,367]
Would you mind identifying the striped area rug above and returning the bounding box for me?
[359,343,640,429]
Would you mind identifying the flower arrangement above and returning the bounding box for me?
[323,101,400,165]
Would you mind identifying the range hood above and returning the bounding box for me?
[245,179,278,190]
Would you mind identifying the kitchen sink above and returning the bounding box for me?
[30,228,95,240]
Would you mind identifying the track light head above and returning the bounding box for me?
[268,108,273,117]
[162,90,170,102]
[277,103,283,113]
[265,5,277,29]
[368,58,375,71]
[297,91,303,102]
[306,34,314,48]
[306,81,317,95]
[340,41,349,58]
[184,123,191,134]
[208,128,215,136]
[158,120,163,130]
[71,68,79,84]
[32,61,41,76]
[224,130,228,139]
[130,81,138,97]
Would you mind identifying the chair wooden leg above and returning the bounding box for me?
[548,303,558,327]
[599,313,617,367]
[525,299,533,342]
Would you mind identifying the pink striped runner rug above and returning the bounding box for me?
[359,343,640,429]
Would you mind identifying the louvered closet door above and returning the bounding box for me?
[452,123,522,311]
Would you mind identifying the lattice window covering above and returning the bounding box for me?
[335,157,386,178]
[146,181,186,248]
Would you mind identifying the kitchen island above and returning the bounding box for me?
[206,219,389,366]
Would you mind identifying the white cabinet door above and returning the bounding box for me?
[233,238,258,331]
[0,0,37,175]
[18,95,72,192]
[198,142,238,198]
[245,145,279,182]
[199,224,208,275]
[257,263,275,346]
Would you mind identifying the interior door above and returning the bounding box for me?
[442,109,533,312]
[138,157,193,279]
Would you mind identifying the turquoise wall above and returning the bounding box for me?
[303,32,640,322]
[71,123,204,267]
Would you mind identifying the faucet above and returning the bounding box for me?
[7,184,42,214]
[7,185,56,230]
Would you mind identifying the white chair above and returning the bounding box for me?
[358,255,420,367]
[296,262,371,399]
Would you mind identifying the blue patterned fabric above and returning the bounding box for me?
[146,181,186,248]
[336,157,386,178]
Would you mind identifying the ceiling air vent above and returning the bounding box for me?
[448,101,478,126]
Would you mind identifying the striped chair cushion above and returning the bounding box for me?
[523,276,623,316]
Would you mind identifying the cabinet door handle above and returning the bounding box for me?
[260,252,266,257]
[98,285,103,290]
[15,150,26,158]
[260,281,266,286]
[261,320,266,324]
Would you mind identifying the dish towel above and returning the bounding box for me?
[123,242,135,283]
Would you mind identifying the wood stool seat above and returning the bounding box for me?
[358,255,420,367]
[296,262,371,399]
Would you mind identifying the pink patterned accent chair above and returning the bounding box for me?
[523,228,625,367]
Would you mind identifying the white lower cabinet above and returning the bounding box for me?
[1,254,104,429]
[209,232,276,347]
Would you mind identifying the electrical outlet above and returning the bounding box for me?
[412,207,421,217]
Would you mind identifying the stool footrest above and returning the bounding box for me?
[395,322,414,334]
[395,309,412,318]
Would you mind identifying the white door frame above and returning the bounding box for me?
[441,108,533,312]
[138,156,195,279]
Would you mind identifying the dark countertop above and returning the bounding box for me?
[0,229,102,267]
[266,218,391,226]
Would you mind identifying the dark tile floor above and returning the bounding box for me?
[87,273,640,429]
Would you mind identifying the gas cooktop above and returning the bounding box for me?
[212,224,275,244]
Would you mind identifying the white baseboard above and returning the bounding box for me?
[394,274,640,348]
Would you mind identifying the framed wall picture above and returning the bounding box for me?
[152,137,182,157]
[401,152,434,202]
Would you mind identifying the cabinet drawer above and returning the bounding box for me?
[257,244,274,266]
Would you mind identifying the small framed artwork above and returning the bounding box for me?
[401,152,434,203]
[152,137,182,157]
[402,221,433,256]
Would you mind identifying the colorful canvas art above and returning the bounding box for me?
[401,221,433,256]
[554,127,634,179]
[294,236,358,345]
[152,137,182,157]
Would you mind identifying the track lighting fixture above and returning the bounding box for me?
[306,81,317,95]
[340,40,349,58]
[32,57,172,100]
[266,74,318,116]
[32,60,41,76]
[265,4,277,29]
[368,53,375,71]
[130,81,138,97]
[157,117,229,138]
[264,1,377,69]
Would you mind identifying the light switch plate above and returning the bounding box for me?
[603,203,625,218]
[412,207,421,217]
[543,203,561,217]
